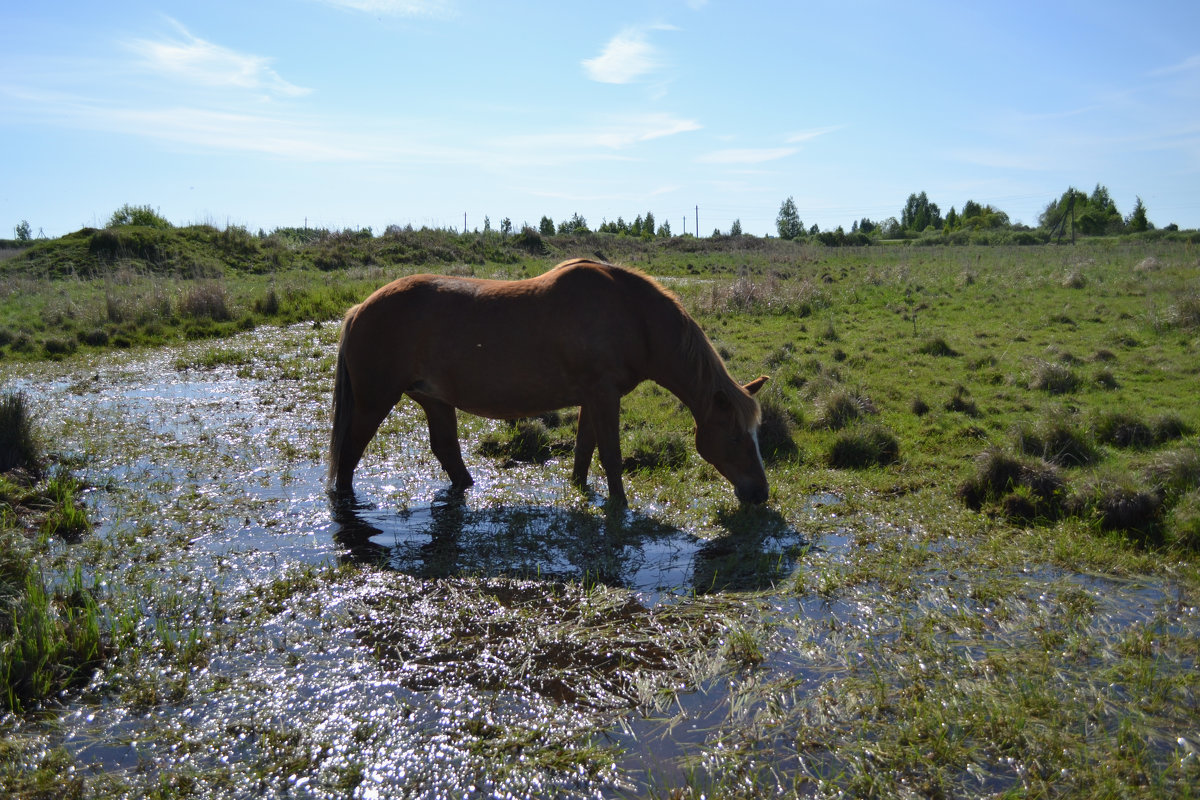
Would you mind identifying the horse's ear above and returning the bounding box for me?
[743,376,769,396]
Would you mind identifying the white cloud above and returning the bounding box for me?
[697,147,797,164]
[583,27,668,84]
[127,20,309,98]
[314,0,455,17]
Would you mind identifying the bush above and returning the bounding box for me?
[107,203,172,229]
[0,389,40,474]
[827,424,899,469]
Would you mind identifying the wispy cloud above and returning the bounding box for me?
[126,20,310,98]
[1148,54,1200,77]
[786,125,843,144]
[696,147,797,165]
[583,26,673,84]
[502,113,700,156]
[313,0,455,17]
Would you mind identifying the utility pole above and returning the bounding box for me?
[695,205,699,237]
[463,212,467,234]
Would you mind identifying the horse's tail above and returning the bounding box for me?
[328,304,361,489]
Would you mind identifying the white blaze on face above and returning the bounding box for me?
[750,426,765,471]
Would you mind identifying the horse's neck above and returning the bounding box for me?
[646,318,717,422]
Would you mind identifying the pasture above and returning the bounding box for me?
[1,234,1198,797]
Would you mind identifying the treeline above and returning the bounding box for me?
[774,184,1185,246]
[6,187,1196,258]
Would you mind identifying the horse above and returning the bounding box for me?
[328,258,769,506]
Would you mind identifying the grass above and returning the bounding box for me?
[2,233,1200,797]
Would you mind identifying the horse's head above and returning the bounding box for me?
[694,376,770,504]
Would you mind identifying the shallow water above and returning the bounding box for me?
[3,325,817,796]
[4,324,1196,798]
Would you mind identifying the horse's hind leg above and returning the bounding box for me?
[571,406,596,492]
[412,395,473,489]
[334,401,392,491]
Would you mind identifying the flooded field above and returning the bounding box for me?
[3,322,1198,798]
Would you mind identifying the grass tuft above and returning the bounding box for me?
[1029,359,1081,394]
[827,424,899,469]
[1013,416,1099,467]
[0,389,40,475]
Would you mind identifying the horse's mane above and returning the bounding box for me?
[579,260,762,430]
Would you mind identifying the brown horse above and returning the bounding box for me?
[329,259,769,505]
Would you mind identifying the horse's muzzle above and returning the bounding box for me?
[736,482,769,505]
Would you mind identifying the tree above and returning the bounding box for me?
[556,212,588,234]
[1126,196,1150,233]
[901,191,942,232]
[642,211,656,239]
[657,219,672,237]
[539,216,555,236]
[730,219,743,236]
[13,220,32,242]
[776,196,803,240]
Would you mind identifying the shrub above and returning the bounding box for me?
[827,424,899,469]
[107,203,172,229]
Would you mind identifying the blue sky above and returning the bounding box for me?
[3,1,1199,238]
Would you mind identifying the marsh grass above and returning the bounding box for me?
[826,423,900,469]
[0,388,39,474]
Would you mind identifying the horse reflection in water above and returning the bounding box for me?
[330,493,807,598]
[328,259,769,507]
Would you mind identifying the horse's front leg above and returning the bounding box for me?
[412,395,473,489]
[582,397,627,506]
